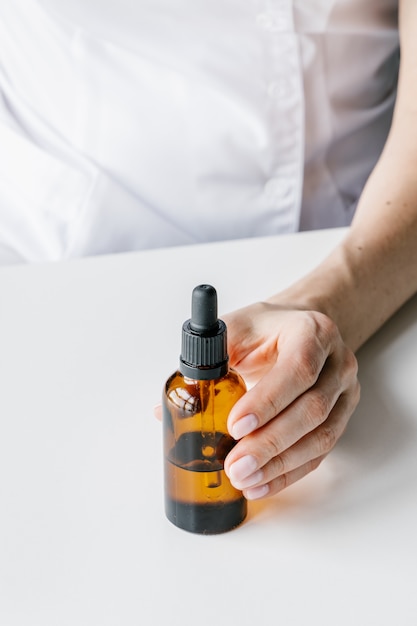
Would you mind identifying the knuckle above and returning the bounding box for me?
[261,458,287,490]
[343,347,359,379]
[315,423,338,454]
[292,347,322,387]
[304,456,325,480]
[309,456,324,472]
[291,311,338,386]
[271,453,286,476]
[306,388,332,425]
[261,388,282,420]
[262,429,285,461]
[278,470,290,491]
[341,378,361,414]
[316,311,339,341]
[306,310,339,346]
[345,378,361,414]
[269,456,325,496]
[270,471,294,496]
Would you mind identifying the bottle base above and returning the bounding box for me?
[165,497,247,535]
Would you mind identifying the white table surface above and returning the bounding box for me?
[0,227,416,626]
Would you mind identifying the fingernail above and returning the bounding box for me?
[245,484,270,500]
[230,413,258,440]
[228,455,258,483]
[232,469,264,490]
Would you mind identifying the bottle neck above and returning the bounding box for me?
[179,359,229,381]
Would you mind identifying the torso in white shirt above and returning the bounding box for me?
[0,0,399,262]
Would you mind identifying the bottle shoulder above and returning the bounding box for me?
[164,368,246,392]
[226,367,246,391]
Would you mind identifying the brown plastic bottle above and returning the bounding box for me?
[163,284,247,534]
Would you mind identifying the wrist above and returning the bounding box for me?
[266,241,364,351]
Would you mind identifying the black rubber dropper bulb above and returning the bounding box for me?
[180,284,228,380]
[190,284,218,333]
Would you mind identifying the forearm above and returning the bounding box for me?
[271,180,417,352]
[338,151,417,349]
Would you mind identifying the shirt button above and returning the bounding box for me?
[256,12,288,32]
[267,80,286,99]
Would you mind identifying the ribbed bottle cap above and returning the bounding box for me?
[179,285,228,380]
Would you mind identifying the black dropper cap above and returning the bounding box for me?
[179,284,228,380]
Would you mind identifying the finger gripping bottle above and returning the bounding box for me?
[163,284,247,534]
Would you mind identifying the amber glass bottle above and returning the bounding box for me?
[163,284,247,534]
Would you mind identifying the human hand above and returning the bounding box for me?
[221,301,360,500]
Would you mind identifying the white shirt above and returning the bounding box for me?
[0,0,399,264]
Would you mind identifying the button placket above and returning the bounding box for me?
[256,0,293,32]
[256,1,304,229]
[256,11,288,32]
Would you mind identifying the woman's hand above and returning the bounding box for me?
[222,301,360,500]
